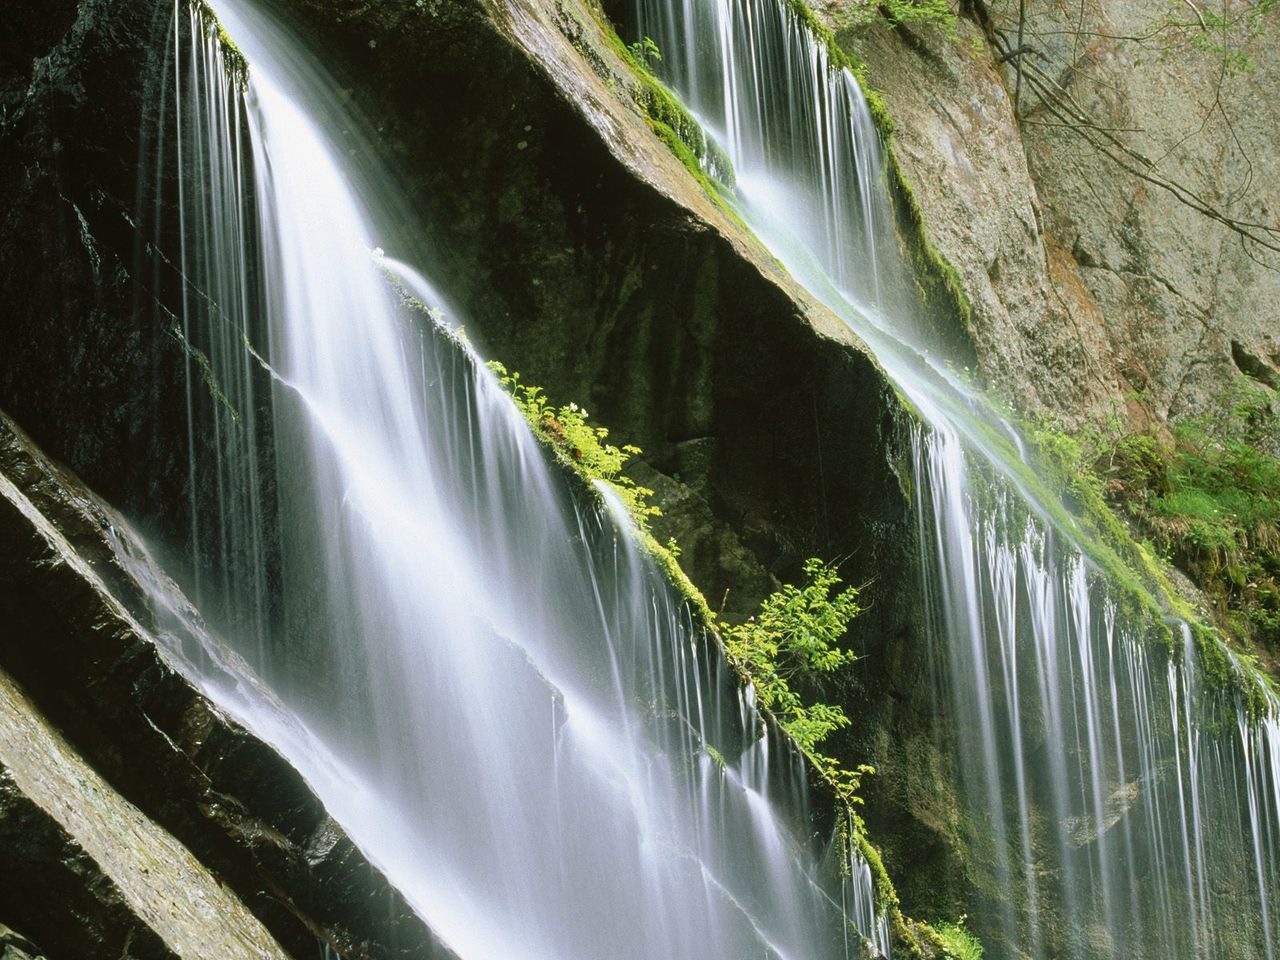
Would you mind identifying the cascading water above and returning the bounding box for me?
[154,1,897,958]
[631,0,1280,957]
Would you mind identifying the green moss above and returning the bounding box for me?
[782,0,870,76]
[191,0,248,84]
[558,0,737,217]
[1067,385,1280,707]
[1017,404,1279,712]
[886,142,974,329]
[901,370,1280,716]
[703,743,728,770]
[774,1,974,340]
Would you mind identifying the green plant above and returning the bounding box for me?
[934,917,984,960]
[721,559,873,804]
[838,0,958,36]
[880,0,957,32]
[627,35,662,68]
[487,361,659,532]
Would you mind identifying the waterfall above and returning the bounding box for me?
[632,0,1280,957]
[154,1,896,958]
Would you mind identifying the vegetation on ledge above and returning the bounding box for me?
[487,358,959,958]
[1020,384,1279,711]
[1082,384,1279,667]
[489,360,660,532]
[557,1,738,217]
[722,558,874,807]
[487,360,876,804]
[191,0,248,84]
[933,917,984,960]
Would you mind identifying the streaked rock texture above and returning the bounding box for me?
[829,0,1280,427]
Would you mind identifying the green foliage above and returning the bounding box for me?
[1096,384,1280,651]
[879,0,958,33]
[837,0,957,37]
[1023,380,1279,694]
[488,360,878,797]
[721,559,873,804]
[933,917,984,960]
[627,35,662,67]
[487,361,659,532]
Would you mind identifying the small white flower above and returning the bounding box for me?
[568,402,579,412]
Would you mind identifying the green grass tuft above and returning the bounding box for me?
[934,918,984,960]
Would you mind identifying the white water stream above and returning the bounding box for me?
[158,2,894,958]
[632,0,1280,957]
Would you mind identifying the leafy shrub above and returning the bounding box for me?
[838,0,957,35]
[721,559,872,803]
[934,918,984,960]
[490,358,875,803]
[488,361,659,531]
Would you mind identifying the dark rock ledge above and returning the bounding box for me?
[0,413,455,960]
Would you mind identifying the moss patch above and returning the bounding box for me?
[771,0,975,356]
[1065,384,1280,692]
[1008,399,1277,714]
[551,0,740,219]
[190,0,248,84]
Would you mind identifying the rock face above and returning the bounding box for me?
[0,0,195,540]
[0,665,289,960]
[0,414,456,960]
[830,0,1280,428]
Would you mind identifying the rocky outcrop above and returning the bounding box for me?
[0,413,455,960]
[828,0,1280,429]
[0,665,289,960]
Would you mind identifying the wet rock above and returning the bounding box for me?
[0,925,47,960]
[0,0,194,540]
[0,414,456,960]
[0,666,288,960]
